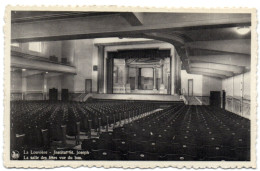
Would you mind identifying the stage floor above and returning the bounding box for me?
[90,93,182,102]
[130,89,161,94]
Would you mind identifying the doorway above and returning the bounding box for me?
[222,90,226,109]
[188,79,193,96]
[61,89,69,101]
[85,79,92,93]
[210,91,221,108]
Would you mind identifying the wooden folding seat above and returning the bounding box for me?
[49,123,63,141]
[128,140,143,153]
[164,154,196,161]
[113,127,125,133]
[167,142,182,155]
[139,129,156,140]
[81,138,99,151]
[127,132,143,142]
[100,114,108,127]
[81,117,89,132]
[142,141,158,154]
[112,150,125,160]
[41,129,50,148]
[14,133,26,151]
[91,114,99,129]
[234,147,250,161]
[123,124,135,133]
[204,156,236,161]
[233,137,250,149]
[92,149,115,160]
[113,139,129,154]
[112,129,128,140]
[203,135,224,147]
[203,145,236,161]
[156,133,172,142]
[145,152,160,160]
[99,131,113,142]
[108,113,114,126]
[81,150,94,160]
[179,144,198,158]
[128,151,148,160]
[175,134,196,145]
[156,141,173,155]
[25,128,43,148]
[96,139,114,151]
[239,128,250,137]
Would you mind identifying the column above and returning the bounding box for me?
[161,66,164,84]
[43,73,47,100]
[153,67,156,90]
[159,66,166,94]
[21,69,27,100]
[135,67,138,90]
[97,45,105,93]
[126,66,129,84]
[125,66,131,93]
[138,68,142,89]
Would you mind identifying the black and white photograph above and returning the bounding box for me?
[4,6,256,168]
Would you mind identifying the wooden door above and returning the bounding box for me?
[85,79,92,93]
[210,91,221,108]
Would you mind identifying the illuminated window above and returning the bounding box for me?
[28,42,42,52]
[11,42,19,47]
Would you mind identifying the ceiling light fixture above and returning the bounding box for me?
[22,68,26,71]
[46,72,48,74]
[236,26,251,35]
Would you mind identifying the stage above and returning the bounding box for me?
[84,93,182,102]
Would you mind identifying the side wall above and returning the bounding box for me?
[11,41,65,100]
[181,70,203,96]
[181,70,222,105]
[11,70,23,100]
[11,39,99,100]
[12,41,62,60]
[222,72,250,119]
[202,76,222,96]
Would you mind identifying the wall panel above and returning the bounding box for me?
[222,71,251,119]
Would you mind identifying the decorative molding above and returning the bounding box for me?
[95,40,164,47]
[11,55,76,74]
[11,93,23,101]
[11,90,22,93]
[107,49,170,59]
[12,12,119,23]
[25,90,43,94]
[242,100,250,119]
[11,50,73,67]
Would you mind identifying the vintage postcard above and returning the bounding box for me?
[4,6,257,168]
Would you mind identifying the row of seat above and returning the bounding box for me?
[81,105,250,161]
[11,100,159,150]
[11,100,250,161]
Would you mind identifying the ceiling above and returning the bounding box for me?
[11,11,251,79]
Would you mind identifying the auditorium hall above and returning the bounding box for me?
[10,11,251,161]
